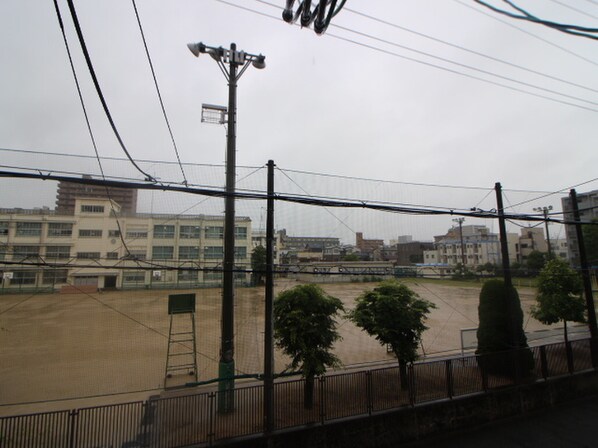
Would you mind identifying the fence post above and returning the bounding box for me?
[566,341,574,374]
[480,356,488,392]
[540,345,548,380]
[319,376,326,424]
[445,359,454,399]
[365,370,373,416]
[68,409,78,448]
[408,364,416,406]
[208,392,216,446]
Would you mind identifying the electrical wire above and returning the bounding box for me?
[473,0,598,40]
[5,169,597,226]
[53,0,132,258]
[546,0,598,21]
[341,4,598,94]
[503,177,598,209]
[216,0,598,113]
[65,0,156,182]
[131,0,188,185]
[277,167,356,234]
[0,147,260,170]
[452,0,598,67]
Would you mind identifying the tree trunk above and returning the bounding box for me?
[304,374,314,409]
[564,320,569,345]
[399,360,409,390]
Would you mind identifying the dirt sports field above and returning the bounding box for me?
[0,278,562,416]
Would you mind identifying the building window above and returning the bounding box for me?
[152,246,174,260]
[0,222,9,236]
[234,246,247,259]
[76,252,101,259]
[179,246,200,259]
[205,226,224,239]
[154,225,175,239]
[81,205,104,213]
[42,269,68,285]
[180,225,201,239]
[16,222,42,236]
[124,250,146,260]
[178,270,198,281]
[106,252,119,260]
[12,270,37,285]
[235,227,248,240]
[12,246,40,259]
[45,246,70,259]
[108,230,121,237]
[79,229,102,238]
[204,246,224,259]
[123,271,145,284]
[204,270,223,280]
[48,223,73,237]
[126,229,148,239]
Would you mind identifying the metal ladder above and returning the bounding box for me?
[164,312,198,387]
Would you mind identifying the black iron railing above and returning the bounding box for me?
[0,338,595,448]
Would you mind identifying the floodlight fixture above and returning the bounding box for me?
[201,103,227,125]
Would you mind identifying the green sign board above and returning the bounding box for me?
[168,293,196,315]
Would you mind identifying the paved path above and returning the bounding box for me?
[403,395,598,448]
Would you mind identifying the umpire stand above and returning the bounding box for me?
[164,293,198,388]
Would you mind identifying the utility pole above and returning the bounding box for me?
[533,206,553,258]
[452,217,466,267]
[569,189,597,367]
[188,42,265,412]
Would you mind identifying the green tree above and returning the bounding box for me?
[273,284,344,409]
[526,250,547,274]
[531,258,585,344]
[583,218,598,266]
[342,253,360,261]
[348,280,436,389]
[476,279,533,375]
[250,245,267,285]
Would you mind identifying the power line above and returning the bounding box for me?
[0,147,259,169]
[131,0,188,185]
[325,31,598,113]
[326,21,598,107]
[65,0,156,182]
[217,0,598,113]
[4,169,595,225]
[452,0,598,67]
[473,0,598,40]
[504,177,598,209]
[341,5,598,94]
[53,0,132,259]
[546,0,598,21]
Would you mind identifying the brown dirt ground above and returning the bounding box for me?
[0,278,559,416]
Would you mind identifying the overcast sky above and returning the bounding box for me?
[0,0,596,242]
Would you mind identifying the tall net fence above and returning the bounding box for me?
[0,152,595,414]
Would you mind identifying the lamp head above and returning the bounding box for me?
[187,42,206,57]
[252,54,266,69]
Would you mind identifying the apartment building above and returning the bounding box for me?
[55,177,138,215]
[562,189,598,266]
[517,227,548,264]
[0,198,252,291]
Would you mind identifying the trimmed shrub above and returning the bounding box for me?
[476,279,534,376]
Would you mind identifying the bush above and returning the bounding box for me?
[476,279,534,376]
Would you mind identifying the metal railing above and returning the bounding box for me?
[0,338,595,448]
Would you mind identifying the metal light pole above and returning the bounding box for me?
[452,217,466,267]
[533,206,553,258]
[188,42,265,412]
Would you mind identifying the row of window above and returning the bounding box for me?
[4,268,246,286]
[0,222,248,240]
[0,246,247,260]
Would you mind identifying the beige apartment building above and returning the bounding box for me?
[0,198,252,291]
